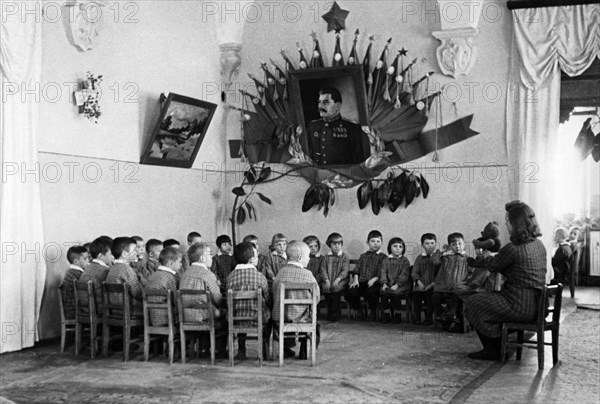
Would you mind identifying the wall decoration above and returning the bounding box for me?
[141,93,217,168]
[63,1,107,52]
[73,71,103,123]
[236,1,479,216]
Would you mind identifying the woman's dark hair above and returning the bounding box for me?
[505,200,542,244]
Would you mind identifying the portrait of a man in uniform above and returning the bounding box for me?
[289,65,370,167]
[307,87,365,166]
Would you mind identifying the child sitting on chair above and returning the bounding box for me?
[303,235,326,287]
[411,233,441,325]
[60,246,90,320]
[211,234,236,294]
[262,233,287,286]
[321,233,350,322]
[379,237,411,324]
[346,230,387,321]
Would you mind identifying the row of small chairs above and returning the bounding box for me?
[59,281,319,367]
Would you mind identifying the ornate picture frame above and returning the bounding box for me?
[141,93,217,168]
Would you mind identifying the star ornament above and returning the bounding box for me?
[322,2,349,32]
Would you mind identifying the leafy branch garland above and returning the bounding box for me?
[230,163,272,244]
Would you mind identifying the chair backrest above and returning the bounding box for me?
[177,288,214,326]
[227,288,263,330]
[74,280,96,322]
[538,283,563,328]
[58,286,67,323]
[103,282,131,319]
[143,289,174,328]
[279,282,317,326]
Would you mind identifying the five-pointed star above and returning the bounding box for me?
[399,47,408,56]
[322,2,349,32]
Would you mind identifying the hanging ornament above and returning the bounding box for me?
[280,49,295,73]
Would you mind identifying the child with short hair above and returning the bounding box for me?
[228,242,271,360]
[568,226,582,253]
[182,231,202,272]
[262,233,287,285]
[60,246,90,320]
[551,227,573,286]
[411,233,441,325]
[321,233,350,322]
[163,239,180,249]
[211,234,236,293]
[80,237,114,314]
[145,247,182,326]
[303,235,326,286]
[432,232,472,332]
[243,234,266,273]
[346,230,387,321]
[144,239,163,277]
[379,237,411,324]
[106,237,144,314]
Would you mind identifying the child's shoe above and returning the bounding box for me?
[380,312,391,324]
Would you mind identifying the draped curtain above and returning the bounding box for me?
[506,4,600,279]
[0,3,47,353]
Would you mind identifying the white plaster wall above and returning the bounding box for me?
[37,1,228,338]
[228,0,513,260]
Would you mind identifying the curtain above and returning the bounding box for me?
[506,4,600,280]
[0,3,47,353]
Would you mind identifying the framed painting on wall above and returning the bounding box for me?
[141,93,217,168]
[288,65,370,167]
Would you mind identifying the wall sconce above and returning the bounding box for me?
[432,1,483,78]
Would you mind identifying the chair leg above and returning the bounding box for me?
[90,322,97,359]
[180,329,186,364]
[144,331,150,362]
[228,333,234,367]
[500,324,508,362]
[516,330,524,360]
[60,323,67,353]
[124,324,130,362]
[537,330,545,370]
[279,328,284,367]
[101,323,109,357]
[210,330,215,366]
[569,275,575,298]
[311,331,316,366]
[552,326,559,366]
[168,329,174,365]
[75,323,81,355]
[258,330,263,368]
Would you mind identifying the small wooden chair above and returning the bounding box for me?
[501,284,563,370]
[176,289,227,365]
[58,286,76,353]
[227,289,265,367]
[143,289,176,364]
[274,282,318,367]
[102,282,144,361]
[378,292,412,323]
[74,280,102,358]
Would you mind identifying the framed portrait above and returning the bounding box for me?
[141,93,217,168]
[289,65,370,166]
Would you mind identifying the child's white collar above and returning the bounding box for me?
[92,259,109,267]
[191,262,209,270]
[272,251,287,259]
[113,259,128,264]
[328,250,343,257]
[287,261,304,268]
[69,264,84,272]
[157,265,176,275]
[217,250,232,256]
[235,263,256,270]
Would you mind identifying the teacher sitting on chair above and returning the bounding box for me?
[464,200,547,361]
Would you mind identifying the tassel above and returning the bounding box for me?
[394,95,401,109]
[383,74,391,101]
